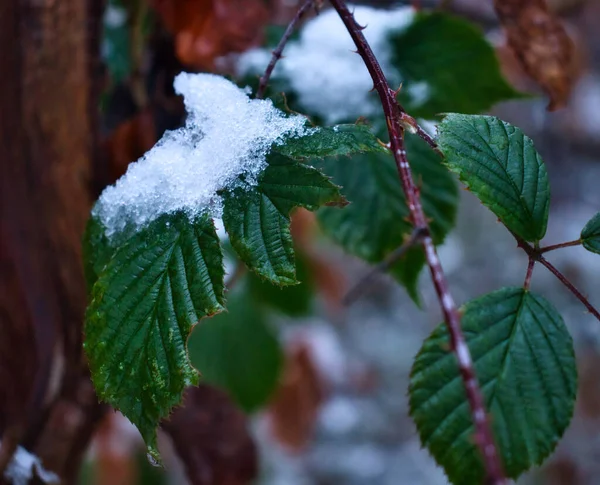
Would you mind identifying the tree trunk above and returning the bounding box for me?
[0,0,106,482]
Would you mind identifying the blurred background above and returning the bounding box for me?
[1,1,599,484]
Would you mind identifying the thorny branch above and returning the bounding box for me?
[261,2,598,483]
[256,0,317,99]
[327,1,506,483]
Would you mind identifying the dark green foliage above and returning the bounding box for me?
[581,212,600,254]
[187,289,283,411]
[437,114,550,243]
[409,288,577,484]
[316,133,458,302]
[85,212,225,459]
[222,152,345,286]
[390,12,524,118]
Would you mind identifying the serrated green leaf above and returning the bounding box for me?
[82,215,115,291]
[409,287,577,485]
[581,212,600,254]
[317,133,458,302]
[390,12,524,119]
[223,152,344,286]
[437,114,550,242]
[276,124,387,160]
[187,289,283,411]
[84,212,225,458]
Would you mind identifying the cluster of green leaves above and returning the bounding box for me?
[87,5,600,483]
[407,113,598,484]
[256,11,523,301]
[254,10,596,482]
[83,124,386,459]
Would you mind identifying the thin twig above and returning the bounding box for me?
[538,257,600,321]
[515,235,600,322]
[343,227,426,305]
[328,2,506,483]
[256,0,316,99]
[539,239,582,253]
[523,257,535,289]
[398,112,443,156]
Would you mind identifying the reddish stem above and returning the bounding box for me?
[398,111,443,156]
[539,239,582,253]
[328,1,506,483]
[538,257,600,321]
[256,0,315,99]
[515,236,600,322]
[523,257,535,289]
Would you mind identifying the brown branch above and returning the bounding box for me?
[256,0,316,99]
[398,111,443,156]
[539,239,582,253]
[343,227,426,305]
[327,2,506,483]
[538,258,600,321]
[516,236,600,322]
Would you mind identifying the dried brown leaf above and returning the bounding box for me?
[104,108,156,182]
[161,385,257,485]
[266,343,324,452]
[152,0,269,69]
[494,0,576,110]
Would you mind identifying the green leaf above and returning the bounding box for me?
[84,212,225,459]
[187,288,283,411]
[248,248,315,317]
[409,287,577,485]
[276,124,387,160]
[317,133,458,302]
[581,212,600,254]
[222,152,344,286]
[437,114,550,242]
[390,12,524,118]
[82,215,115,291]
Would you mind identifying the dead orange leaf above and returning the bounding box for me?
[152,0,269,69]
[267,343,324,452]
[104,108,156,182]
[494,0,576,110]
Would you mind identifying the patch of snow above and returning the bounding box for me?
[319,397,361,435]
[2,443,59,485]
[237,6,416,124]
[94,73,308,239]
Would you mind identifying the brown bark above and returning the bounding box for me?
[0,0,106,482]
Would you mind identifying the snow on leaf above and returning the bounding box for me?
[93,73,308,240]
